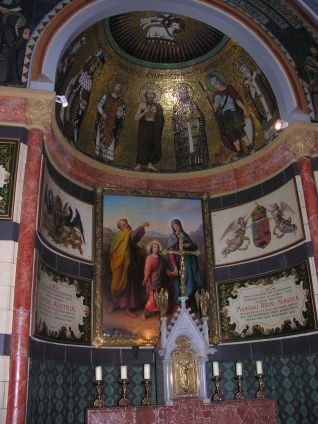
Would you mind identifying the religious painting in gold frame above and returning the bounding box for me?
[93,187,218,347]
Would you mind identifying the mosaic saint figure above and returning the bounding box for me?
[60,49,105,144]
[108,218,149,317]
[0,12,30,84]
[56,36,86,92]
[167,219,201,305]
[172,83,209,170]
[141,241,176,320]
[135,84,164,171]
[235,59,276,126]
[95,77,126,162]
[205,73,253,156]
[304,46,318,121]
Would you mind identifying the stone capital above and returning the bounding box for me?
[285,129,317,158]
[26,97,53,129]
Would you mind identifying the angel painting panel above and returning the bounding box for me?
[38,162,93,262]
[212,179,304,265]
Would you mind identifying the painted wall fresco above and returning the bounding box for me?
[0,0,60,86]
[211,179,304,265]
[218,262,317,342]
[38,161,93,262]
[95,190,210,346]
[0,138,19,219]
[55,12,279,173]
[34,260,91,344]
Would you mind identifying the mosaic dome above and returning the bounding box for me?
[55,11,279,174]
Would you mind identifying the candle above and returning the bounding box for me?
[212,361,220,377]
[256,360,263,375]
[120,365,127,380]
[144,364,151,380]
[236,362,243,376]
[95,365,102,381]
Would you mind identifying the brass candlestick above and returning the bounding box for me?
[118,379,130,407]
[212,376,222,401]
[256,374,265,399]
[234,376,245,400]
[141,379,152,406]
[93,381,104,408]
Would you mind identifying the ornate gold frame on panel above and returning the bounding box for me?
[211,177,305,266]
[218,260,317,343]
[93,187,219,347]
[0,138,20,220]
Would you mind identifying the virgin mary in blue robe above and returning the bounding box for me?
[167,218,201,305]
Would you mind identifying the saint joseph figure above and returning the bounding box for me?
[172,83,209,171]
[108,218,149,317]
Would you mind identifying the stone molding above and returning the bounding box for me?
[285,129,317,158]
[26,97,53,130]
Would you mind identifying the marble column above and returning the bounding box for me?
[286,129,318,271]
[6,97,52,424]
[6,128,43,424]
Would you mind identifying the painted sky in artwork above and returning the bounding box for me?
[103,195,203,235]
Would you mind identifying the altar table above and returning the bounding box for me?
[85,398,278,424]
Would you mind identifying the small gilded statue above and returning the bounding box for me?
[171,336,199,399]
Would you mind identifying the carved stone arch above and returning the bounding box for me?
[29,0,309,123]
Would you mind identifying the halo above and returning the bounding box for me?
[146,239,162,254]
[2,12,26,27]
[233,55,255,77]
[107,75,128,96]
[172,83,194,100]
[139,82,162,102]
[205,72,225,91]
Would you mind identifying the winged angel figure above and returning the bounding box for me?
[267,202,297,238]
[220,216,251,257]
[43,185,86,254]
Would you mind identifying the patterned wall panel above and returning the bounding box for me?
[27,354,318,424]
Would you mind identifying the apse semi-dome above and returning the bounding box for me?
[55,11,279,174]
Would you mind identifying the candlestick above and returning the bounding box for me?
[256,360,263,375]
[120,365,127,380]
[118,379,130,407]
[236,361,243,376]
[234,375,245,400]
[144,364,151,380]
[95,365,102,382]
[141,379,152,406]
[212,361,220,377]
[256,374,265,399]
[212,376,222,402]
[93,381,104,408]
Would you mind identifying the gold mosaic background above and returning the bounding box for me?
[56,17,279,172]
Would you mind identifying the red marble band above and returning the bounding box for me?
[299,156,318,272]
[85,399,278,424]
[6,128,43,424]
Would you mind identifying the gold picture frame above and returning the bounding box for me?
[93,187,219,347]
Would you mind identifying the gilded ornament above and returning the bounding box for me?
[27,98,53,129]
[154,288,169,317]
[285,130,316,158]
[171,336,199,399]
[195,288,209,317]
